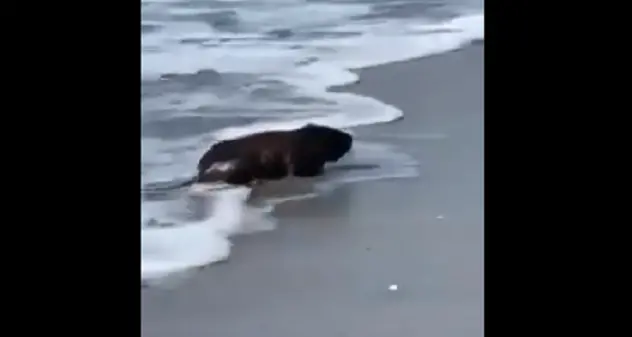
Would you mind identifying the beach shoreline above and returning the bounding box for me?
[142,43,484,337]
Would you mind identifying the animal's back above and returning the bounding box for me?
[197,130,292,171]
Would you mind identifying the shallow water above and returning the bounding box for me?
[141,0,484,283]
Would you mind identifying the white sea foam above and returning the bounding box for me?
[141,0,484,283]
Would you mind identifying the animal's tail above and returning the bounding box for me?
[141,175,198,194]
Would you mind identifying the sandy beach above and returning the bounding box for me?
[141,43,484,337]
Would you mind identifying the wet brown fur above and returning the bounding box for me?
[196,123,353,186]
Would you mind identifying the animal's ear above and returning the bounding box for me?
[294,123,326,140]
[297,123,323,133]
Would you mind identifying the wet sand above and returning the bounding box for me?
[141,43,484,337]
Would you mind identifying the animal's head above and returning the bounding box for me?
[293,123,353,162]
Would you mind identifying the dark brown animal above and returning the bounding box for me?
[196,123,353,186]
